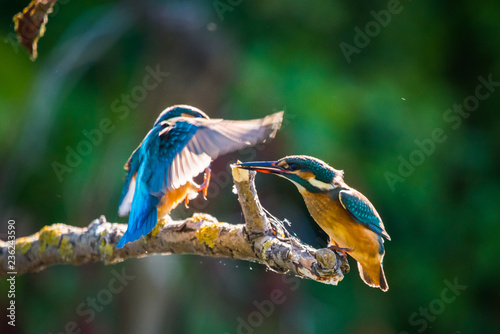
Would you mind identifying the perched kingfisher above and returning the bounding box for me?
[236,155,390,291]
[117,105,283,248]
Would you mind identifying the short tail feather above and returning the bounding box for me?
[117,175,160,248]
[117,208,158,248]
[357,262,389,292]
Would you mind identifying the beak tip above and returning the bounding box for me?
[232,161,283,175]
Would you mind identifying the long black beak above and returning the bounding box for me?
[234,161,285,175]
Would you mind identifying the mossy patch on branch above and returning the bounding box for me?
[150,219,166,238]
[59,237,74,260]
[261,239,277,261]
[38,225,63,253]
[99,238,114,259]
[190,213,216,223]
[195,222,220,248]
[16,239,32,254]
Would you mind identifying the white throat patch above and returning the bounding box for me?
[307,177,334,191]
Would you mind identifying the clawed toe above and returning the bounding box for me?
[328,245,352,256]
[197,167,211,199]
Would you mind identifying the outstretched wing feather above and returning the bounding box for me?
[164,111,283,191]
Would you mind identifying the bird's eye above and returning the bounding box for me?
[287,163,298,171]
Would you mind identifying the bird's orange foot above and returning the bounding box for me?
[328,245,353,257]
[197,167,211,199]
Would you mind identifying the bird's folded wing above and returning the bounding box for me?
[339,189,391,240]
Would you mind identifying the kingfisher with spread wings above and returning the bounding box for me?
[116,105,283,248]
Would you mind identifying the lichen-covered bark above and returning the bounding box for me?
[0,168,348,286]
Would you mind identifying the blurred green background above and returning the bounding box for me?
[1,0,500,333]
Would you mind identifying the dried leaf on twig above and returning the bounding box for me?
[13,0,58,60]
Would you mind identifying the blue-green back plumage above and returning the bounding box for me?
[339,189,391,243]
[147,121,200,195]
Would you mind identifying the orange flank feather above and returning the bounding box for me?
[157,181,200,218]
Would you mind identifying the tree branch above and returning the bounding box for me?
[232,167,270,235]
[0,167,349,285]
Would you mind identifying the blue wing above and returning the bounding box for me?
[147,121,201,195]
[117,121,199,248]
[339,189,391,241]
[117,121,197,216]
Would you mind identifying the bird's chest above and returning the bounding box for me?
[300,191,359,248]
